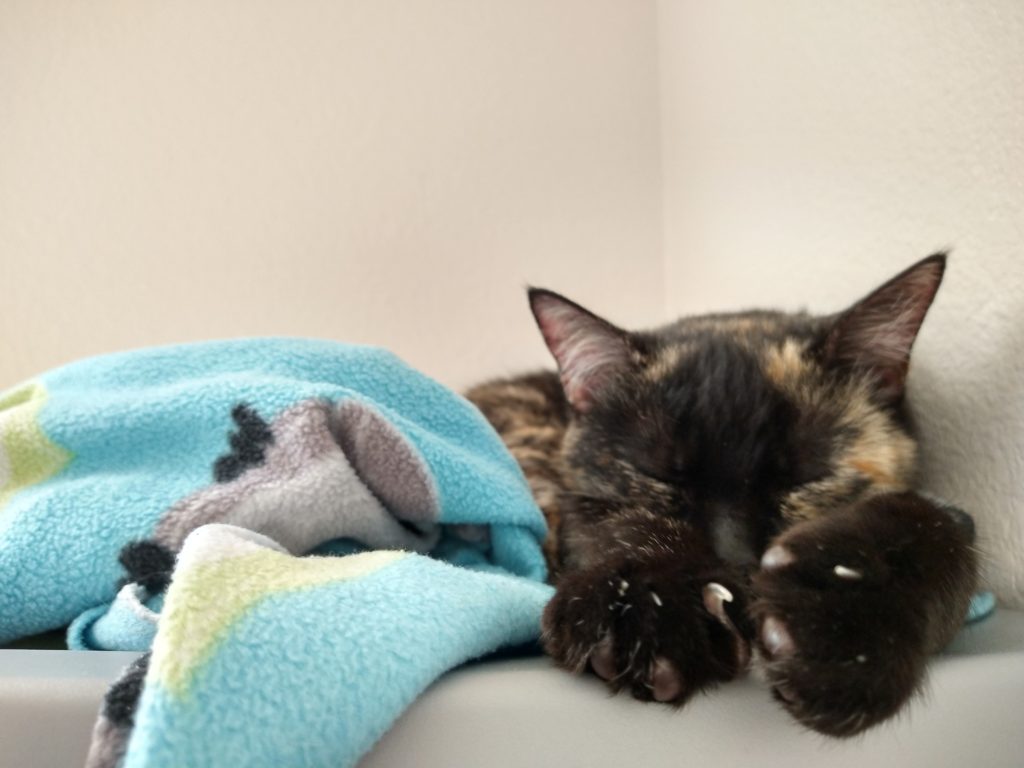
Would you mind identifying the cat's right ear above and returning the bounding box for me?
[817,254,946,405]
[528,288,635,413]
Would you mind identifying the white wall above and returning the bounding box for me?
[0,1,663,390]
[659,0,1024,606]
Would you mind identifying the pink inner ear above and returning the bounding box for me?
[838,299,923,370]
[828,256,945,401]
[532,292,631,412]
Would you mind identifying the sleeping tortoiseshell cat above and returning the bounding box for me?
[466,254,978,737]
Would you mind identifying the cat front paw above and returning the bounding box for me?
[751,493,976,736]
[542,557,751,704]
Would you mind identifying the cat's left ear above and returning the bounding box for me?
[818,253,946,404]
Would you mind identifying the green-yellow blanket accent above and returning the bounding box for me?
[153,546,406,697]
[0,382,72,512]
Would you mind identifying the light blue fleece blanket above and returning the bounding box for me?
[0,339,551,767]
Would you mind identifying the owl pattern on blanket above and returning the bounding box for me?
[119,398,444,590]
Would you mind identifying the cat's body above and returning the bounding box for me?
[466,255,977,736]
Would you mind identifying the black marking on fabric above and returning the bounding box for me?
[102,652,151,726]
[213,403,274,482]
[119,540,175,594]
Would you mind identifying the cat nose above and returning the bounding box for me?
[707,501,759,567]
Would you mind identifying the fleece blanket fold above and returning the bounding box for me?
[0,338,551,767]
[86,524,552,768]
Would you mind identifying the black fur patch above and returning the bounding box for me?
[570,340,804,563]
[102,653,150,726]
[119,540,175,594]
[213,403,274,482]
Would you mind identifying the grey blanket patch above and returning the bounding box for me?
[332,399,441,526]
[149,398,441,557]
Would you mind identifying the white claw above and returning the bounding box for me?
[703,582,751,672]
[834,564,863,580]
[706,582,734,603]
[702,583,734,625]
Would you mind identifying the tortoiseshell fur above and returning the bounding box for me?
[466,255,977,737]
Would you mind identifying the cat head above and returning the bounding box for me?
[530,254,946,562]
